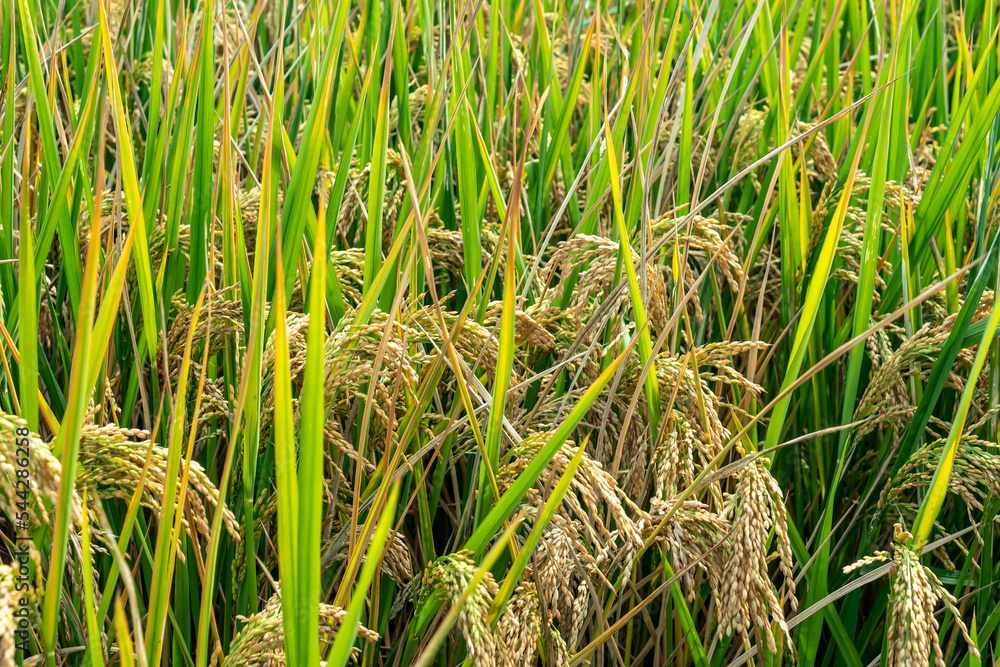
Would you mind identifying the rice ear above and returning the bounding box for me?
[223,595,379,666]
[419,550,501,667]
[716,460,797,654]
[846,524,982,667]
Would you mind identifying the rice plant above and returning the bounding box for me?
[4,0,1000,663]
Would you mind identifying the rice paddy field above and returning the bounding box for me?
[5,0,1000,664]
